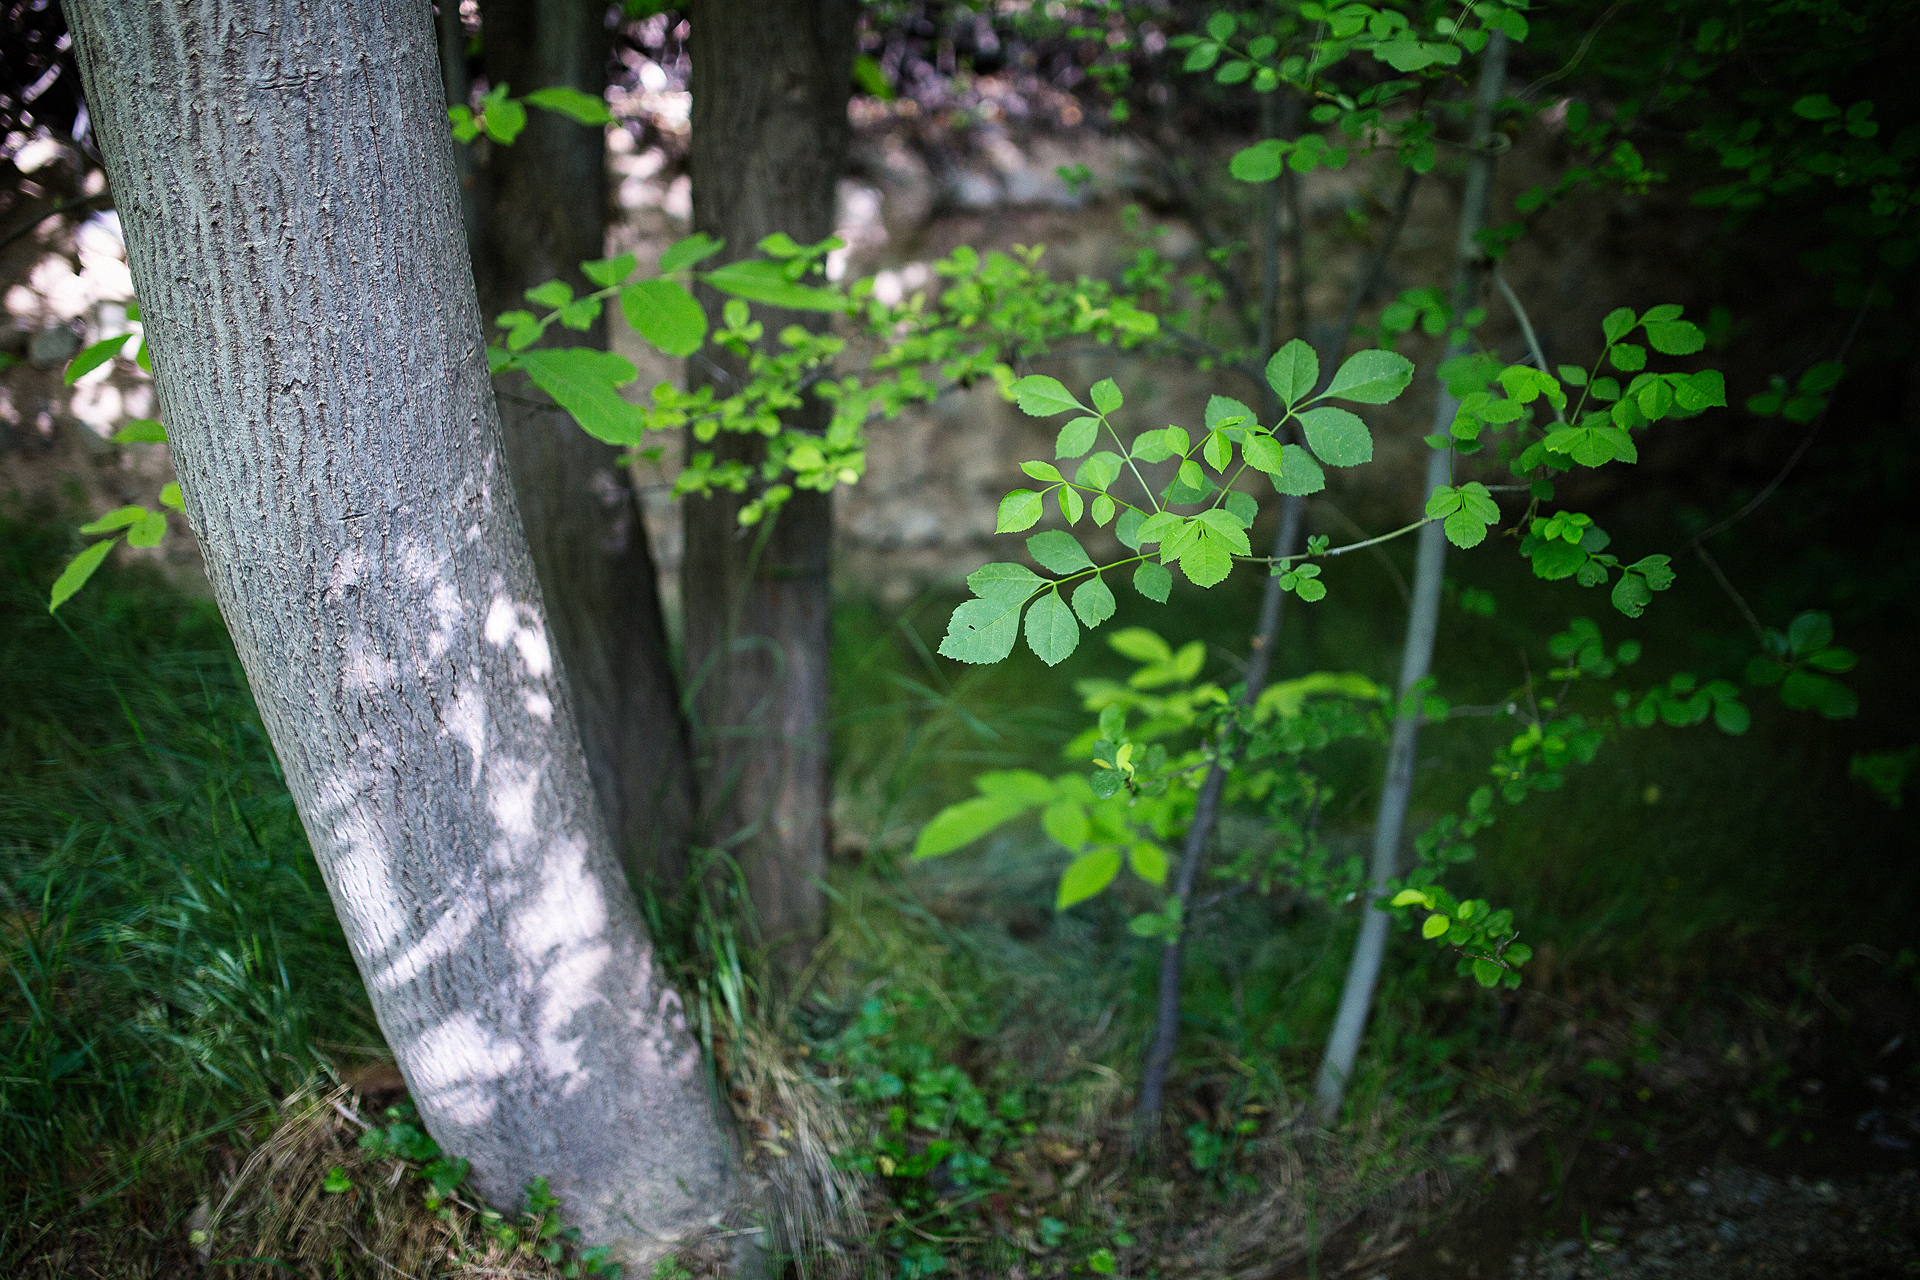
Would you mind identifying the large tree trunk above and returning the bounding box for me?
[685,0,857,970]
[64,0,730,1255]
[467,0,699,895]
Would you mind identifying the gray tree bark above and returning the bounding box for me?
[685,0,858,971]
[64,0,730,1255]
[467,0,699,896]
[1314,31,1510,1126]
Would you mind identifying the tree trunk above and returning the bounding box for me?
[685,0,858,971]
[467,0,699,895]
[1313,31,1509,1126]
[64,0,730,1255]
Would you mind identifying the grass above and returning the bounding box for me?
[0,518,378,1262]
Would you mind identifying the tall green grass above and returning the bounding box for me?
[0,520,375,1213]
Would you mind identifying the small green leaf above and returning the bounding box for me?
[620,279,707,356]
[1024,590,1080,665]
[704,259,846,311]
[1643,320,1704,355]
[1791,94,1841,120]
[914,793,1039,858]
[1601,307,1637,343]
[1057,415,1100,458]
[1028,530,1093,574]
[159,482,185,512]
[581,253,637,287]
[1229,139,1287,183]
[1090,377,1123,414]
[1471,957,1504,988]
[111,419,166,444]
[939,596,1023,664]
[1323,349,1414,403]
[79,505,148,535]
[48,537,118,612]
[1021,460,1064,483]
[1091,494,1116,526]
[1010,375,1085,417]
[1071,576,1116,628]
[1274,443,1326,495]
[1390,889,1431,908]
[1042,799,1090,850]
[997,490,1044,533]
[1421,913,1449,940]
[658,233,725,275]
[1299,406,1373,466]
[1133,560,1172,602]
[524,86,611,125]
[967,561,1044,600]
[1203,428,1231,473]
[1057,847,1122,909]
[126,510,168,547]
[1265,339,1319,407]
[517,348,646,445]
[1128,842,1168,886]
[66,333,132,385]
[1178,529,1233,588]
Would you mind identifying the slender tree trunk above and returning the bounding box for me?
[685,0,858,971]
[64,0,730,1254]
[467,0,699,896]
[1314,31,1509,1126]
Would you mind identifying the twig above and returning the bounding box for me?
[1493,268,1566,423]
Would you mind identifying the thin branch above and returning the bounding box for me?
[1492,267,1566,423]
[0,191,108,255]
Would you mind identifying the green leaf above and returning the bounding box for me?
[79,505,149,535]
[1071,576,1116,628]
[939,596,1023,664]
[1090,377,1123,414]
[1134,512,1184,547]
[1178,529,1233,588]
[1299,406,1373,467]
[1443,508,1490,549]
[1265,339,1318,407]
[704,259,846,311]
[968,561,1044,600]
[1471,957,1504,988]
[1021,460,1064,483]
[1391,889,1431,908]
[1274,443,1326,495]
[620,279,708,356]
[1010,375,1084,417]
[1042,799,1090,850]
[1203,428,1231,473]
[159,482,185,512]
[1643,321,1704,355]
[322,1167,353,1194]
[977,770,1056,803]
[1611,571,1653,617]
[852,52,894,100]
[1421,913,1449,940]
[517,348,647,445]
[913,793,1038,858]
[1192,508,1252,557]
[1133,560,1172,603]
[65,334,131,385]
[48,537,118,612]
[126,510,168,547]
[659,233,725,274]
[1028,530,1093,574]
[526,280,575,309]
[581,253,637,287]
[1130,428,1179,463]
[1786,610,1834,655]
[997,490,1044,533]
[1601,307,1636,343]
[1091,492,1115,527]
[1791,94,1841,120]
[1057,416,1101,459]
[1713,699,1751,735]
[1176,459,1205,492]
[111,419,166,444]
[1608,343,1647,372]
[1075,451,1123,491]
[1057,846,1123,909]
[1109,627,1171,663]
[1024,590,1080,666]
[524,86,611,125]
[1057,484,1084,525]
[1323,349,1414,404]
[1229,139,1287,183]
[1128,842,1168,886]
